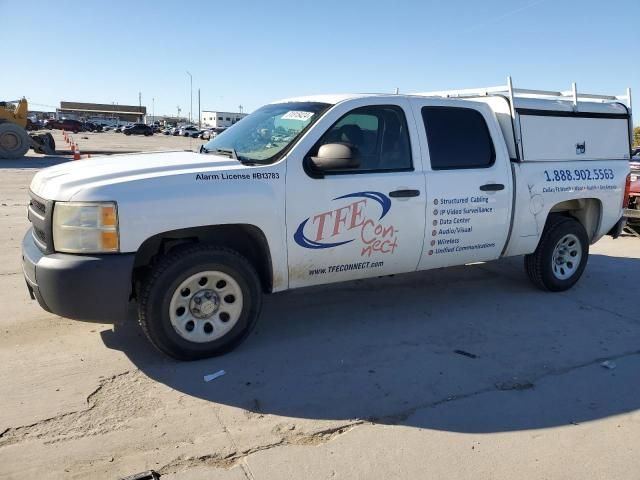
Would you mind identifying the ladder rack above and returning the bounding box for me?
[416,76,632,108]
[416,77,632,163]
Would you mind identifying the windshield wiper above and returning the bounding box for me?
[214,147,238,159]
[203,146,258,166]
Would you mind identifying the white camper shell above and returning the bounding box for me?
[417,79,633,163]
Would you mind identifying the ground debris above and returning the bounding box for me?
[203,370,226,382]
[119,470,160,480]
[495,380,534,391]
[454,349,477,359]
[600,360,617,369]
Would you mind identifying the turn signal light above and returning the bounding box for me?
[101,205,117,227]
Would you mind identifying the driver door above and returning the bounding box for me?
[285,98,427,288]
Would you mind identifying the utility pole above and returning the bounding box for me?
[177,106,181,124]
[152,97,155,125]
[198,88,201,129]
[238,104,243,114]
[186,71,193,125]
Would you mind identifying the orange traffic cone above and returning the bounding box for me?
[73,146,81,161]
[71,143,76,153]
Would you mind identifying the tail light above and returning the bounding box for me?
[623,173,631,209]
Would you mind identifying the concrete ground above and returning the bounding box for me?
[1,141,639,479]
[37,129,204,156]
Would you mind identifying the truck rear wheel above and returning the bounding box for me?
[138,245,262,360]
[0,122,31,159]
[524,216,589,292]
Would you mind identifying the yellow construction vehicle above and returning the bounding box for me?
[0,98,55,159]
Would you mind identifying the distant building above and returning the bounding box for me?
[200,111,247,128]
[57,101,146,123]
[147,115,188,126]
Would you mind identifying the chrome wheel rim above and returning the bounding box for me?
[169,270,243,343]
[551,234,582,280]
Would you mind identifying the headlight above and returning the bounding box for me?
[52,202,119,253]
[632,174,638,182]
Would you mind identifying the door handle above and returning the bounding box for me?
[389,189,420,198]
[479,183,504,192]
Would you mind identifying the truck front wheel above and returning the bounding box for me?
[524,216,589,292]
[138,245,262,360]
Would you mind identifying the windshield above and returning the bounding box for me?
[203,101,330,163]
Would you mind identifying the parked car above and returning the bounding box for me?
[200,127,226,140]
[626,154,640,225]
[179,126,200,137]
[123,124,153,136]
[26,118,43,131]
[83,122,103,132]
[114,125,128,133]
[22,79,631,360]
[44,118,83,133]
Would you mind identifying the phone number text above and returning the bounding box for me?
[544,168,614,182]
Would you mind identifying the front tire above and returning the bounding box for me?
[138,245,262,360]
[525,215,589,292]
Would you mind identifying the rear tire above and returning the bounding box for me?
[138,244,262,360]
[525,215,589,292]
[0,122,31,159]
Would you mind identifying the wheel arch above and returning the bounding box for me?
[547,197,602,243]
[132,224,274,296]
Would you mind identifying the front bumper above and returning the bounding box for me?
[22,229,135,322]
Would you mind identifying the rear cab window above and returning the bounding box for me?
[421,106,495,170]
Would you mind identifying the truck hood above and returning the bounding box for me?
[30,151,242,200]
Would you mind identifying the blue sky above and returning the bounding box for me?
[2,0,638,122]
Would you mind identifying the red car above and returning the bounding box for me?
[626,153,640,226]
[44,118,83,133]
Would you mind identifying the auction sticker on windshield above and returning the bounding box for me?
[281,111,314,121]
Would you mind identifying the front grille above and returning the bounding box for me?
[27,191,53,253]
[33,226,46,243]
[29,197,46,216]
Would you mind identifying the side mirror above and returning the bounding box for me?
[310,143,359,171]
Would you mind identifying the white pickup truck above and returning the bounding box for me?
[22,79,633,360]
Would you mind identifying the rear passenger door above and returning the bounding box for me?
[411,100,513,269]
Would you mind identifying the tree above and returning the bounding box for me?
[634,126,640,148]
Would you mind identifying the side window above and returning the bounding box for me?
[311,105,412,173]
[421,107,495,170]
